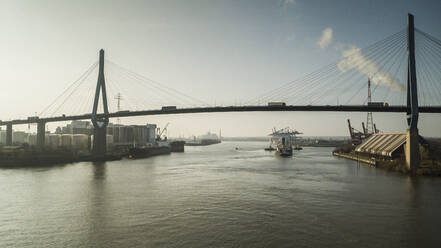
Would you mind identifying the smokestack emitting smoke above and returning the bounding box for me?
[337,46,405,92]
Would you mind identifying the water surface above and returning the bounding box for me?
[1,142,440,247]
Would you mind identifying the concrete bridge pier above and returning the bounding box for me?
[37,121,46,149]
[6,123,12,146]
[92,125,107,156]
[405,128,420,171]
[91,49,109,157]
[405,13,420,172]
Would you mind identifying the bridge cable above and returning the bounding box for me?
[270,29,406,105]
[246,29,406,105]
[39,61,98,117]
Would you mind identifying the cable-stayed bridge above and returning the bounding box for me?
[0,14,439,169]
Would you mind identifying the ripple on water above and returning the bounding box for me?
[0,142,441,247]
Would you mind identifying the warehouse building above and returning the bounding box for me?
[355,132,426,159]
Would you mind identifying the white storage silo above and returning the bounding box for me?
[27,134,37,146]
[44,134,50,148]
[106,135,114,148]
[72,134,88,150]
[61,134,73,148]
[13,131,28,144]
[133,125,147,146]
[146,124,157,144]
[48,134,61,149]
[113,126,120,143]
[0,131,6,144]
[118,126,133,144]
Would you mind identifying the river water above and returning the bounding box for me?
[0,141,440,247]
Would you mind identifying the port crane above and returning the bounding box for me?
[347,78,383,146]
[156,123,169,141]
[265,127,303,152]
[270,127,302,136]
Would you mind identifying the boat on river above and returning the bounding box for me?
[267,127,302,157]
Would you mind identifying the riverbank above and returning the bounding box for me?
[0,149,122,168]
[333,151,376,166]
[2,143,441,247]
[0,145,174,168]
[333,150,441,176]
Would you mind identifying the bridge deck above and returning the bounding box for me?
[1,105,441,125]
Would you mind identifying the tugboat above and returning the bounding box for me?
[267,127,302,157]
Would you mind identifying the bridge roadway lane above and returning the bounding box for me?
[1,105,441,125]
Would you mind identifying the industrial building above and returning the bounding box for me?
[1,130,30,146]
[56,120,93,135]
[109,124,156,146]
[0,121,159,151]
[355,132,426,159]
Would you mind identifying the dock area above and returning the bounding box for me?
[332,151,376,166]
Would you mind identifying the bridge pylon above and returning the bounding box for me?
[36,121,46,149]
[405,13,420,172]
[91,49,109,157]
[6,123,12,146]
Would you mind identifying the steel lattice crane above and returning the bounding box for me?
[157,123,170,141]
[366,79,374,135]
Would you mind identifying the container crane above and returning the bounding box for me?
[156,123,170,141]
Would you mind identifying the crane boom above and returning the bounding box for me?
[157,122,170,140]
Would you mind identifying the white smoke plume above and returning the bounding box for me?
[337,46,405,92]
[317,28,333,49]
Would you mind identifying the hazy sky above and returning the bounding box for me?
[1,0,441,137]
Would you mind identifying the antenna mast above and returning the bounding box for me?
[115,93,123,124]
[366,78,374,134]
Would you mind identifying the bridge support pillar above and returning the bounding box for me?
[92,126,107,156]
[37,122,46,149]
[6,123,12,146]
[405,128,419,171]
[406,13,419,172]
[91,49,109,157]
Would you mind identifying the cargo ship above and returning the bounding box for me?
[185,139,221,146]
[127,123,174,159]
[266,127,302,157]
[128,146,171,159]
[185,131,221,146]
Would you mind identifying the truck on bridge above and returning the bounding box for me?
[268,102,286,107]
[162,106,177,111]
[368,102,389,107]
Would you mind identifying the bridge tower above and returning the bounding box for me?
[405,13,420,171]
[91,49,109,157]
[6,123,12,146]
[36,121,46,149]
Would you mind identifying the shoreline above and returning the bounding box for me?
[0,146,173,169]
[332,150,441,176]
